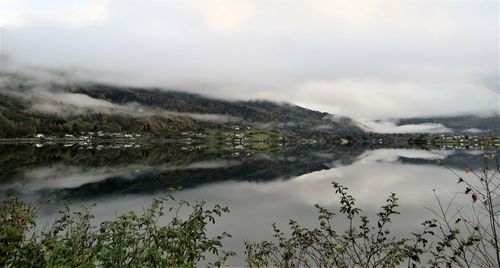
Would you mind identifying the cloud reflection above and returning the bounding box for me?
[0,159,241,198]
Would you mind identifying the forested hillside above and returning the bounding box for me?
[0,74,365,139]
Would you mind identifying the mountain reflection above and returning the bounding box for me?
[0,143,494,202]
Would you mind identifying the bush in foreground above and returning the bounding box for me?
[246,153,499,267]
[0,193,234,267]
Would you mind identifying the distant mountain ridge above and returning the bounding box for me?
[0,74,365,139]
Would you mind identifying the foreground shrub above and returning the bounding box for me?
[245,182,427,267]
[427,152,500,267]
[0,193,234,267]
[246,152,500,268]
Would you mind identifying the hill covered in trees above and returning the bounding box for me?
[0,73,365,140]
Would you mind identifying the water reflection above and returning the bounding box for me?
[0,143,495,265]
[0,143,365,201]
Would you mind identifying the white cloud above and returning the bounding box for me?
[463,128,486,134]
[0,0,108,27]
[194,0,254,32]
[0,0,26,26]
[357,119,452,134]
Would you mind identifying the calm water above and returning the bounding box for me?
[0,142,492,265]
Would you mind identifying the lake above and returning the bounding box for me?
[0,142,494,265]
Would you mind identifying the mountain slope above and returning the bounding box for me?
[0,75,365,139]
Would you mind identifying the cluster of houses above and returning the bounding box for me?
[181,131,204,137]
[434,134,498,149]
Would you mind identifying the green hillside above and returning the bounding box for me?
[0,74,365,139]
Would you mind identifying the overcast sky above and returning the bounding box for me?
[0,0,498,119]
